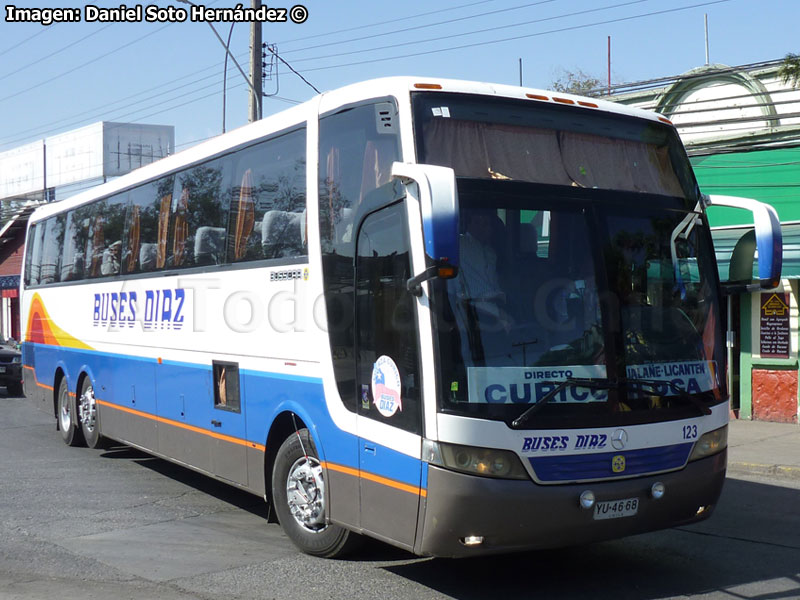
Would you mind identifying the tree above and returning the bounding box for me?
[550,68,603,96]
[778,53,800,88]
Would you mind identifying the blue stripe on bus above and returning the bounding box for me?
[23,342,425,490]
[527,443,694,482]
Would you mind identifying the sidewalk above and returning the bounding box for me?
[727,418,800,480]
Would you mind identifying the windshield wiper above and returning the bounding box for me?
[620,378,713,416]
[511,378,617,429]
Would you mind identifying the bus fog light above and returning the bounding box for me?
[460,535,484,547]
[579,490,595,510]
[651,482,665,500]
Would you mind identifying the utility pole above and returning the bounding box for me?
[607,36,612,96]
[249,0,263,122]
[42,141,47,202]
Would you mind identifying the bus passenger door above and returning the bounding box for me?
[354,202,423,549]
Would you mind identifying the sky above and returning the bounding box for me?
[1,0,798,154]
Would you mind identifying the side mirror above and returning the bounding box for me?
[704,194,782,292]
[391,163,460,295]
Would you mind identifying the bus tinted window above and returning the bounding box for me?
[175,159,231,268]
[318,102,401,409]
[229,128,307,262]
[27,127,309,287]
[85,194,127,278]
[413,92,696,202]
[40,215,66,285]
[23,223,39,287]
[62,205,93,281]
[319,101,400,254]
[127,177,174,274]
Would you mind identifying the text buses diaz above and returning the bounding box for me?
[21,78,782,557]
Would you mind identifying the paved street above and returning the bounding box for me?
[1,394,800,600]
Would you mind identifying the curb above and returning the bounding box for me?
[728,461,800,481]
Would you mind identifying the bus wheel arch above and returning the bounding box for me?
[263,412,308,518]
[52,368,65,419]
[270,424,359,557]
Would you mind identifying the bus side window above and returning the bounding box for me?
[213,361,241,412]
[319,102,400,254]
[229,127,307,263]
[175,158,230,269]
[24,223,41,287]
[40,215,66,285]
[99,194,127,277]
[62,206,92,281]
[318,103,401,412]
[355,203,422,434]
[126,177,174,274]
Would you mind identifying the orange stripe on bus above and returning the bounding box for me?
[322,461,427,497]
[96,399,266,452]
[37,391,421,497]
[25,365,54,391]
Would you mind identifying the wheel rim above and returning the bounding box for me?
[78,384,97,433]
[58,386,72,432]
[285,456,327,532]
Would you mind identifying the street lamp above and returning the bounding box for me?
[175,0,262,128]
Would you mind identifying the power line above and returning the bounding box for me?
[283,0,560,55]
[273,0,500,46]
[288,0,654,65]
[0,58,235,147]
[0,24,172,104]
[0,24,57,59]
[600,59,783,97]
[297,0,738,74]
[0,24,113,83]
[265,46,320,94]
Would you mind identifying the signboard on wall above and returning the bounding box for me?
[760,292,790,358]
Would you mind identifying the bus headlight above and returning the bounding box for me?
[423,439,529,480]
[688,425,728,462]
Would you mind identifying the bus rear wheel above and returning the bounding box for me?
[78,377,105,449]
[57,377,85,447]
[271,429,360,558]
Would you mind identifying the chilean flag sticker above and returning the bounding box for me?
[371,355,403,418]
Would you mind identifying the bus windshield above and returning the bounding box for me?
[429,180,725,427]
[412,91,698,203]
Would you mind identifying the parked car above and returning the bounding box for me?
[0,340,23,397]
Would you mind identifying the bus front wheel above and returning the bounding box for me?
[57,377,85,447]
[271,429,359,558]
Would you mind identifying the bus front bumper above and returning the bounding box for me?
[415,449,726,558]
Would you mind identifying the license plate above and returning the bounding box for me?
[0,367,5,373]
[594,497,639,520]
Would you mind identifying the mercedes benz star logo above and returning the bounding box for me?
[611,429,628,450]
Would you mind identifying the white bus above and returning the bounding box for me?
[21,77,781,558]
